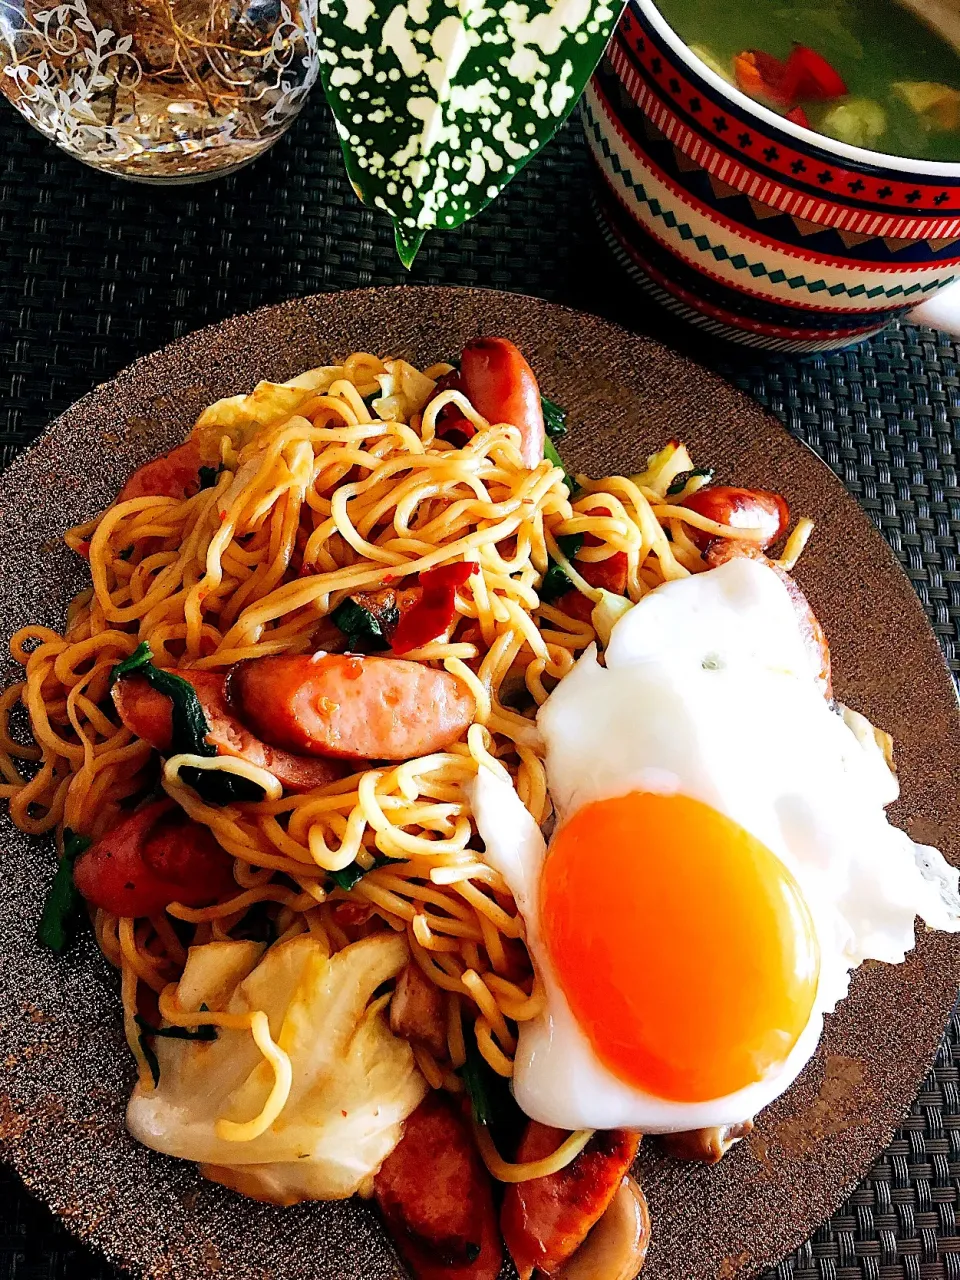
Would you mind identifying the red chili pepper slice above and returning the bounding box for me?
[420,562,476,591]
[430,369,477,447]
[436,415,477,446]
[785,105,811,127]
[782,44,847,102]
[734,44,845,110]
[734,49,791,106]
[391,562,477,655]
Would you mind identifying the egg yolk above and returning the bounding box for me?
[539,791,820,1103]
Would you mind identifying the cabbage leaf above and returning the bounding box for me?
[126,933,427,1204]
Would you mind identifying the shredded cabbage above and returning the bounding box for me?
[371,360,436,425]
[192,368,345,463]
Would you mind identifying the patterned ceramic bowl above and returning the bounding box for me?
[584,0,960,352]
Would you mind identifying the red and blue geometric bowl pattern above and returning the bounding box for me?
[586,0,960,352]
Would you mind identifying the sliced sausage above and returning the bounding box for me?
[230,654,475,761]
[374,1093,503,1280]
[680,486,789,551]
[116,440,204,503]
[73,798,235,916]
[460,338,545,469]
[558,551,630,624]
[501,1125,641,1280]
[113,670,348,794]
[556,504,629,624]
[556,1175,651,1279]
[390,962,448,1059]
[705,539,832,698]
[658,1121,753,1165]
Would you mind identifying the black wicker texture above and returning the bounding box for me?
[1,77,960,1280]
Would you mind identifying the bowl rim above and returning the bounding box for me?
[635,0,960,178]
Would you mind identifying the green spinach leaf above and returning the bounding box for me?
[330,597,396,652]
[139,1033,161,1087]
[541,395,568,441]
[134,1014,218,1043]
[666,467,715,497]
[177,766,266,805]
[544,437,577,495]
[197,465,224,490]
[329,852,395,891]
[36,828,92,954]
[110,643,264,805]
[539,532,585,602]
[457,1026,524,1151]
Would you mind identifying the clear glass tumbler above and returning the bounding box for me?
[0,0,319,181]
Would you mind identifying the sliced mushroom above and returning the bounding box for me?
[658,1121,753,1165]
[389,961,448,1059]
[555,1176,651,1280]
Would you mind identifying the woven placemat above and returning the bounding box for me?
[1,83,960,1280]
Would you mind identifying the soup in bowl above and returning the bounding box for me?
[584,0,960,352]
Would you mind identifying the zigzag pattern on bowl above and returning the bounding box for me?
[588,175,898,352]
[584,87,954,344]
[585,78,959,313]
[596,49,960,265]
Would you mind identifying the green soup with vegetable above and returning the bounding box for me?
[654,0,960,160]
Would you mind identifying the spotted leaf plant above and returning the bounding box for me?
[316,0,623,265]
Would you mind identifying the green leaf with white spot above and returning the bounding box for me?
[316,0,625,265]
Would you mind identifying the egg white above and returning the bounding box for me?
[469,556,960,1133]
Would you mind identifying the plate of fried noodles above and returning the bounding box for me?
[0,287,957,1280]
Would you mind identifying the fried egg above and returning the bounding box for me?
[469,555,960,1132]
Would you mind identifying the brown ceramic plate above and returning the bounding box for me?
[0,287,958,1280]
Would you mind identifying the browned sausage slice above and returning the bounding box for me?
[680,486,789,551]
[73,799,235,916]
[374,1093,503,1280]
[116,440,204,503]
[231,654,475,761]
[500,1124,641,1280]
[113,670,348,794]
[460,338,545,469]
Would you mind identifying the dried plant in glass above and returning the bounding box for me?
[0,0,318,179]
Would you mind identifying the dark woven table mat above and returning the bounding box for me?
[2,81,960,1280]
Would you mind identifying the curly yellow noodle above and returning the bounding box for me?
[149,913,188,967]
[215,1012,294,1143]
[121,948,155,1090]
[474,1123,595,1182]
[446,993,467,1069]
[778,517,815,571]
[412,914,462,953]
[474,1019,515,1077]
[462,970,517,1053]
